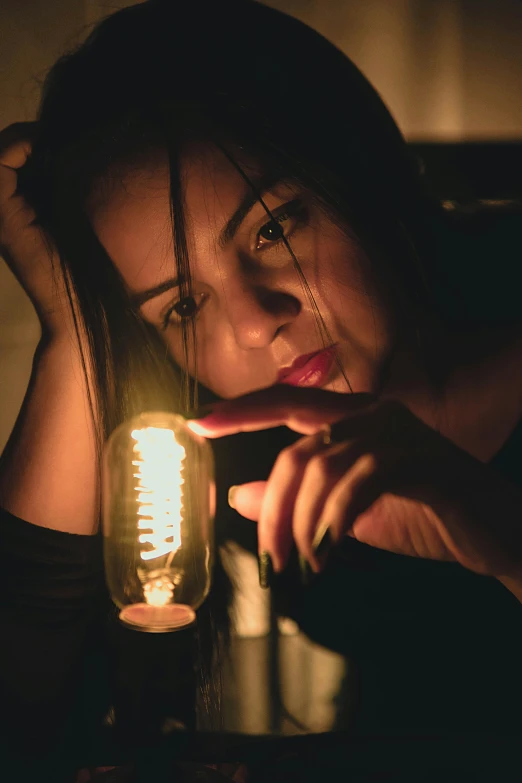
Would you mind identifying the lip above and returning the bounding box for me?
[277,345,338,388]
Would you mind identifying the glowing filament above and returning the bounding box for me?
[131,427,186,562]
[143,573,176,607]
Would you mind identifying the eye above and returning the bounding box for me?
[161,294,204,330]
[257,218,285,244]
[256,200,306,250]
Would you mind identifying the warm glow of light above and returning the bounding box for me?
[131,427,186,567]
[143,575,176,607]
[145,587,171,607]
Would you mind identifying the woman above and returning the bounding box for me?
[1,0,522,777]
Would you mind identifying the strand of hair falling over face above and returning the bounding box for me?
[218,144,354,394]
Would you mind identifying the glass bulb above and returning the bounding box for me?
[102,411,215,632]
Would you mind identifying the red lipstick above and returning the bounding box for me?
[277,345,338,388]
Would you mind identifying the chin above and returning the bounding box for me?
[322,375,352,393]
[324,366,381,395]
[220,380,275,399]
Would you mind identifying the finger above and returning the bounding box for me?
[292,439,366,570]
[0,139,32,169]
[259,431,327,572]
[228,481,266,521]
[317,453,382,544]
[0,122,37,160]
[187,386,376,438]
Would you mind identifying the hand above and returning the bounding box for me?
[189,386,522,582]
[0,123,73,338]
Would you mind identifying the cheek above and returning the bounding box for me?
[161,324,245,396]
[312,232,396,344]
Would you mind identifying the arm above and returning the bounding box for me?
[0,336,99,534]
[0,126,105,751]
[0,124,99,534]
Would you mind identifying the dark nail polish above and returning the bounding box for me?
[258,551,273,589]
[299,554,314,587]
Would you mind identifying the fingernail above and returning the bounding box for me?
[186,420,211,436]
[299,554,314,587]
[300,526,334,586]
[313,525,334,563]
[258,551,273,589]
[228,485,239,510]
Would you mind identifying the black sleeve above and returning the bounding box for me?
[0,507,104,752]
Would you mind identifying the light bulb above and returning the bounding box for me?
[102,411,215,632]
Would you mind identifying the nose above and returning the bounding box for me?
[224,278,301,350]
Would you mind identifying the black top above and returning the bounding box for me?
[1,419,522,780]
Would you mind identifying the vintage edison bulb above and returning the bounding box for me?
[102,412,215,632]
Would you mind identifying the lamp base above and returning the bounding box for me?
[119,603,196,632]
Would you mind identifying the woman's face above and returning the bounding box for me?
[91,147,398,399]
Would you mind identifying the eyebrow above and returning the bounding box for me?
[131,174,281,309]
[130,276,182,308]
[218,174,278,248]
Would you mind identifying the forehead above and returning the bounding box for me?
[90,145,254,292]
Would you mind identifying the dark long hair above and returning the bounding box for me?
[22,0,438,723]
